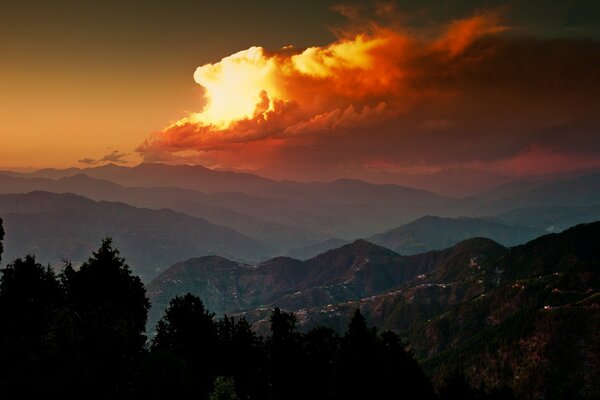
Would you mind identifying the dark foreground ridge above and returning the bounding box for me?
[0,218,598,399]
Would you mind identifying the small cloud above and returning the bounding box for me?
[78,157,97,165]
[99,150,128,163]
[78,150,128,165]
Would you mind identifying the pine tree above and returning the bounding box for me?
[152,293,218,397]
[64,238,150,398]
[0,255,64,396]
[217,315,267,399]
[267,308,303,400]
[334,309,378,400]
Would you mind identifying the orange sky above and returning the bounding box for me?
[0,1,343,170]
[2,1,599,179]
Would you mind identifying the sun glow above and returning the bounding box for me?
[190,46,285,129]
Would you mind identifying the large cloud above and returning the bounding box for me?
[137,8,600,179]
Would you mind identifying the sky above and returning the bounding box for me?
[1,0,599,182]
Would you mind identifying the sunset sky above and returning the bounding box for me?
[1,0,599,181]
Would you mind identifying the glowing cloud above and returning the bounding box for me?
[140,28,410,154]
[190,46,283,128]
[137,8,600,179]
[433,11,507,56]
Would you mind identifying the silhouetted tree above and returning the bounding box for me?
[302,326,339,400]
[438,370,479,400]
[64,238,150,398]
[334,309,379,399]
[152,293,219,398]
[0,255,64,396]
[378,330,435,399]
[134,351,190,400]
[217,315,267,399]
[267,308,303,400]
[0,255,63,337]
[332,309,436,399]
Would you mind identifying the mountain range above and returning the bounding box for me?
[146,221,599,399]
[1,163,599,283]
[0,191,269,282]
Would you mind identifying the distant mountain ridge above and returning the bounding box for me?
[0,172,330,251]
[0,166,458,242]
[367,215,543,255]
[0,191,271,282]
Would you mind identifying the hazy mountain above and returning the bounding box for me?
[492,204,600,232]
[478,172,600,214]
[285,238,350,260]
[473,179,547,202]
[0,191,271,282]
[387,168,515,197]
[2,163,277,195]
[0,166,457,242]
[366,215,543,255]
[0,173,328,251]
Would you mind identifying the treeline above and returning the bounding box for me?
[0,228,487,399]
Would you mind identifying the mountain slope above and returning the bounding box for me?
[147,237,508,327]
[480,173,600,214]
[0,192,270,282]
[285,238,350,260]
[273,222,599,399]
[367,215,543,255]
[492,204,600,232]
[148,239,432,325]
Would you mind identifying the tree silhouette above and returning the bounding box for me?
[0,255,63,337]
[0,255,64,396]
[378,330,435,399]
[302,326,339,399]
[217,315,267,399]
[334,309,378,400]
[438,370,479,400]
[63,238,150,398]
[152,293,219,397]
[333,309,436,399]
[267,308,303,400]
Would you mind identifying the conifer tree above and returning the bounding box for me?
[64,238,149,398]
[152,293,219,397]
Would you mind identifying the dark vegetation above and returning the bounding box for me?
[0,220,436,400]
[0,217,597,399]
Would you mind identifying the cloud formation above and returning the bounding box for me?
[137,7,600,180]
[79,150,129,165]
